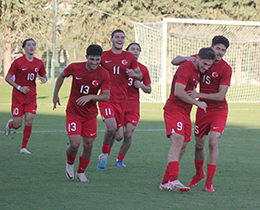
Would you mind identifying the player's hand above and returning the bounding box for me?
[53,96,61,110]
[197,101,207,113]
[76,95,92,106]
[20,86,30,94]
[134,80,142,89]
[185,56,196,62]
[126,68,135,77]
[187,89,198,99]
[38,76,47,84]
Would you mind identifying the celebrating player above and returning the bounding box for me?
[114,43,152,167]
[159,48,216,192]
[97,30,142,171]
[4,38,48,154]
[53,45,110,182]
[171,36,232,192]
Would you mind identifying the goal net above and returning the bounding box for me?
[133,18,260,103]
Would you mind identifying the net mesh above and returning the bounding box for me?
[134,20,260,102]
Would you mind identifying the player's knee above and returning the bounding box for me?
[195,142,204,151]
[13,121,22,129]
[106,127,117,136]
[208,140,218,151]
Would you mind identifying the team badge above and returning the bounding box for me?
[121,59,128,65]
[212,72,219,78]
[92,80,99,86]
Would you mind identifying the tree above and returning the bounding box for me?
[0,0,53,76]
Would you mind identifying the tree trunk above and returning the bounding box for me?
[4,42,12,77]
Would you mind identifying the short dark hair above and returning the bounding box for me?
[111,29,125,38]
[212,35,230,49]
[86,44,103,56]
[22,38,36,48]
[126,43,141,51]
[198,47,216,61]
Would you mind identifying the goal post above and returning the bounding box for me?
[133,18,260,103]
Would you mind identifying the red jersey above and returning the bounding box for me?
[8,55,46,104]
[199,59,232,110]
[164,61,200,115]
[64,62,110,120]
[126,62,151,112]
[100,50,139,103]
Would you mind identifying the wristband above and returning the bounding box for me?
[17,85,21,91]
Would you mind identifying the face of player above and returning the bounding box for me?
[23,40,36,56]
[197,58,214,73]
[127,44,141,60]
[111,32,125,50]
[86,55,101,71]
[211,43,227,63]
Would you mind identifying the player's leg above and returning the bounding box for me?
[19,112,35,154]
[5,103,24,135]
[116,122,136,167]
[205,109,227,192]
[65,115,83,180]
[76,137,94,182]
[188,109,209,186]
[167,133,190,192]
[66,134,81,181]
[187,135,207,186]
[205,131,221,192]
[115,126,124,141]
[97,118,117,171]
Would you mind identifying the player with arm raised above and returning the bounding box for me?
[53,45,110,182]
[4,38,48,154]
[159,48,216,192]
[172,36,232,192]
[114,43,152,167]
[97,29,142,171]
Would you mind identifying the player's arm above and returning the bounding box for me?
[53,71,66,110]
[38,75,48,84]
[5,73,30,94]
[188,85,229,101]
[134,81,152,94]
[76,90,110,106]
[175,83,207,112]
[171,56,196,65]
[126,67,142,80]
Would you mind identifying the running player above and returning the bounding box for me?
[4,38,48,154]
[53,45,110,182]
[97,30,142,171]
[114,43,152,167]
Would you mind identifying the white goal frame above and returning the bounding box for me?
[134,18,260,103]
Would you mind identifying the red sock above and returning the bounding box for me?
[102,143,110,154]
[168,161,179,182]
[21,125,32,149]
[161,165,169,184]
[117,153,125,161]
[77,157,90,173]
[8,120,15,129]
[195,159,204,177]
[206,164,217,187]
[66,151,77,165]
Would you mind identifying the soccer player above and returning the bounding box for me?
[114,43,152,167]
[159,48,216,192]
[4,38,48,154]
[53,45,110,182]
[171,36,232,192]
[97,29,142,171]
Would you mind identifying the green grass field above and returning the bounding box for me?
[0,82,260,210]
